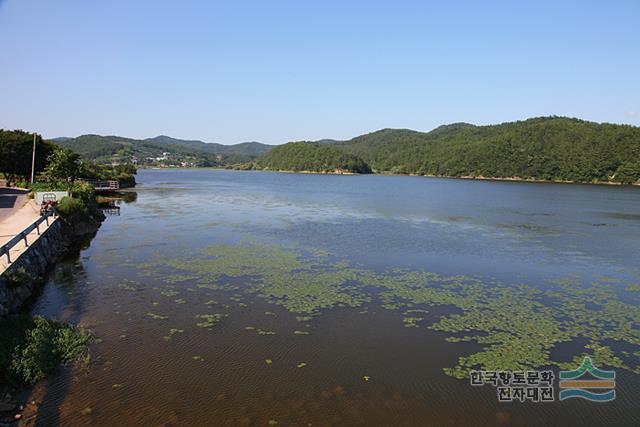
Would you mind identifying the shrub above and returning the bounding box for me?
[56,196,87,218]
[70,181,95,203]
[10,316,91,384]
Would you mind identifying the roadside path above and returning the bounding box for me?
[0,187,57,274]
[0,187,30,223]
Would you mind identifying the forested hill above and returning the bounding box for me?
[256,142,372,174]
[54,116,640,183]
[54,134,273,166]
[334,117,640,184]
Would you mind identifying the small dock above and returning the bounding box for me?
[80,179,120,192]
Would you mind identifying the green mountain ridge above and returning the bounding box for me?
[333,116,640,184]
[54,134,274,166]
[53,116,640,183]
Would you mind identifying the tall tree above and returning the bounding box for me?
[0,130,53,185]
[42,146,81,185]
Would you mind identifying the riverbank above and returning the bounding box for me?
[389,172,640,186]
[0,190,102,424]
[221,166,640,186]
[0,195,104,316]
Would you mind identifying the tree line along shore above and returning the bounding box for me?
[45,116,640,185]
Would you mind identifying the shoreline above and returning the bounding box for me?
[139,166,640,187]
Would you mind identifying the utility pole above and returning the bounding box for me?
[31,133,37,184]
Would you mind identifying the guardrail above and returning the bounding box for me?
[0,209,56,264]
[80,179,119,191]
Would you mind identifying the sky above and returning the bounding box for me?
[0,0,638,144]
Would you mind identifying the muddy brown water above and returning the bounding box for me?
[21,169,640,426]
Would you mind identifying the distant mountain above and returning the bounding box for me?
[53,116,640,184]
[333,117,640,183]
[54,134,273,166]
[251,116,640,184]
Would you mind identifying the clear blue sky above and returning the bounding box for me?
[0,0,638,144]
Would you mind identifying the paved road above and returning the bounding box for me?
[0,187,30,223]
[0,187,54,274]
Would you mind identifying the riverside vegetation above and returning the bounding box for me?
[0,315,91,387]
[0,129,136,188]
[0,130,108,401]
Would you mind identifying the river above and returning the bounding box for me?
[27,169,640,426]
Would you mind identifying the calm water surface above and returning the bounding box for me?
[27,170,640,426]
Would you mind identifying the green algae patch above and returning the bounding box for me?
[402,317,423,328]
[146,312,169,320]
[148,240,640,379]
[153,240,368,315]
[195,314,225,329]
[160,290,178,298]
[163,328,185,341]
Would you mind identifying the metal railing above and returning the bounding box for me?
[0,209,56,264]
[80,179,119,190]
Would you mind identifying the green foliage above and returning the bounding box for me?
[0,129,55,184]
[56,196,88,218]
[246,116,639,183]
[69,181,96,203]
[257,141,371,173]
[81,162,137,187]
[55,134,272,167]
[3,267,32,288]
[42,146,81,184]
[615,161,640,184]
[334,117,640,183]
[54,181,104,219]
[3,316,91,385]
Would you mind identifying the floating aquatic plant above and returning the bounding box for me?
[163,328,184,341]
[160,290,178,298]
[146,312,168,320]
[402,317,423,328]
[147,240,640,379]
[195,314,225,329]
